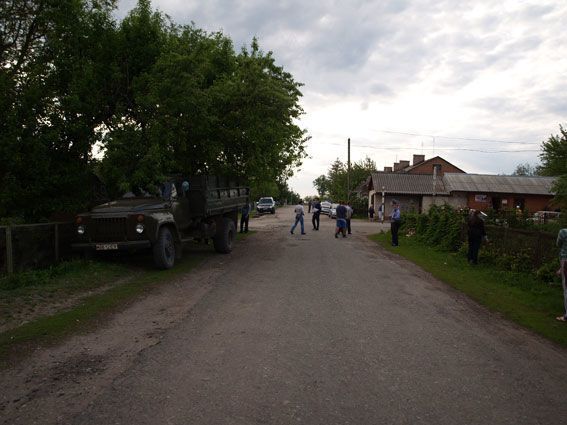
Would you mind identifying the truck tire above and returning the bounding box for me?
[153,227,175,269]
[213,217,235,254]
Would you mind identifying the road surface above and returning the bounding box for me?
[2,206,567,424]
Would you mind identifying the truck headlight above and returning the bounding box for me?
[136,224,145,234]
[77,225,85,235]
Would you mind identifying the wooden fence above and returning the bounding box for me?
[0,222,75,275]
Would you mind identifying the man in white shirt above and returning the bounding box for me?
[346,202,354,234]
[290,200,306,235]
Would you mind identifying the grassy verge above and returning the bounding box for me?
[369,232,567,347]
[0,253,206,365]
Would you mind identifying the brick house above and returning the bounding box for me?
[364,154,557,217]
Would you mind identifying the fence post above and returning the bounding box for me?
[6,226,13,274]
[54,223,60,263]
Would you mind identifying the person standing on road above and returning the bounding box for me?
[346,202,354,234]
[240,202,250,233]
[378,204,384,222]
[308,199,312,213]
[368,204,375,222]
[312,197,322,231]
[390,201,401,246]
[556,228,567,322]
[290,200,306,235]
[467,209,487,265]
[335,201,348,238]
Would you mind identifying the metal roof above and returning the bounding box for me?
[443,173,556,195]
[370,173,448,195]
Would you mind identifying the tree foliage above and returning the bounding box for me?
[539,124,567,208]
[1,0,307,221]
[512,163,541,177]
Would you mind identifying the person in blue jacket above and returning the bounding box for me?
[390,201,401,246]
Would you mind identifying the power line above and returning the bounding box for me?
[322,142,540,154]
[379,130,539,145]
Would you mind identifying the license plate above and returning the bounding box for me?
[95,243,118,251]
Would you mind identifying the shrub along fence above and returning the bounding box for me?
[0,223,75,275]
[400,205,560,281]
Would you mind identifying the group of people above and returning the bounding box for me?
[290,199,354,237]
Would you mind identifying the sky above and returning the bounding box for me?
[117,0,567,197]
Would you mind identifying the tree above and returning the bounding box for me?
[313,175,330,198]
[0,0,118,220]
[539,125,567,208]
[512,163,541,176]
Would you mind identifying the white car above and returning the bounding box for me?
[256,197,276,214]
[329,203,338,219]
[320,201,332,215]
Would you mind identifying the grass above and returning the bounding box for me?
[0,252,207,366]
[369,232,567,347]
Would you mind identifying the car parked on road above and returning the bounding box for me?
[320,201,332,215]
[256,197,276,214]
[329,203,339,219]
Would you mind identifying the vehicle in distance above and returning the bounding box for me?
[72,176,249,269]
[320,201,332,215]
[531,210,561,224]
[257,197,276,214]
[329,203,339,219]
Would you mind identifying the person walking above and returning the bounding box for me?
[346,202,354,234]
[312,198,322,230]
[368,204,375,222]
[467,209,487,264]
[390,201,401,246]
[240,202,250,233]
[290,200,306,235]
[556,228,567,322]
[335,201,348,238]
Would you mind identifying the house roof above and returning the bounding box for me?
[443,173,556,195]
[370,173,449,195]
[400,155,466,174]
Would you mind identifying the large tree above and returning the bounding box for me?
[0,0,118,221]
[539,125,567,208]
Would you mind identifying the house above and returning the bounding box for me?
[366,154,466,216]
[365,154,557,216]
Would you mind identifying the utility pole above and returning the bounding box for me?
[347,137,351,203]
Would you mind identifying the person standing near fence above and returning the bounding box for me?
[556,228,567,322]
[467,209,487,265]
[290,200,306,235]
[368,204,375,222]
[390,201,401,246]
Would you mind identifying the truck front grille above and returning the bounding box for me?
[91,217,127,242]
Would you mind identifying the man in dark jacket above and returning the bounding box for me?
[312,198,322,230]
[467,209,487,264]
[240,202,250,233]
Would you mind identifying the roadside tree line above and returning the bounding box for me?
[1,0,308,223]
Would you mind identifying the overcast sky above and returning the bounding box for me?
[117,0,567,196]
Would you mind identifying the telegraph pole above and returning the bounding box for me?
[347,137,351,203]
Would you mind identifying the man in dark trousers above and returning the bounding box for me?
[467,209,487,264]
[390,201,401,246]
[312,197,322,230]
[240,202,250,233]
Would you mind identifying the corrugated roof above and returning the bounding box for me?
[443,173,556,195]
[370,173,448,195]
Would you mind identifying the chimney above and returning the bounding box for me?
[413,154,425,165]
[399,160,410,170]
[393,162,401,171]
[383,166,393,173]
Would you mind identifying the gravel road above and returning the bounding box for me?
[2,206,567,424]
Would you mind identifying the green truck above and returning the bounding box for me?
[72,176,249,269]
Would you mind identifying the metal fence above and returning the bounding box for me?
[0,222,75,275]
[482,225,557,269]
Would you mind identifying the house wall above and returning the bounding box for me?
[407,158,464,176]
[422,194,467,211]
[368,192,421,217]
[466,193,554,212]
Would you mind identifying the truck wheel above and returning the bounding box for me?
[213,217,235,254]
[153,227,175,269]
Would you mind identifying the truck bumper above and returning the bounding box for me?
[72,240,152,252]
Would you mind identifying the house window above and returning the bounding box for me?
[433,164,442,174]
[514,198,525,210]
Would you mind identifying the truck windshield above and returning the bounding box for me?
[259,198,273,203]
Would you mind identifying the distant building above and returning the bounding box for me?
[364,154,556,216]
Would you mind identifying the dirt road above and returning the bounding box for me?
[2,206,567,424]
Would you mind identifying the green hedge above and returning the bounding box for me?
[399,205,562,284]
